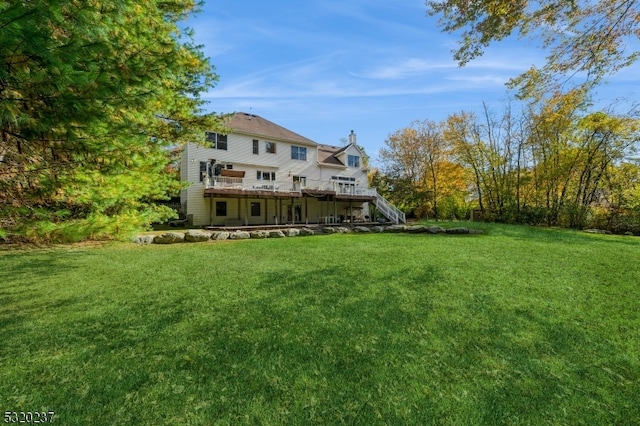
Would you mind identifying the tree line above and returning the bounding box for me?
[1,0,638,242]
[373,91,640,233]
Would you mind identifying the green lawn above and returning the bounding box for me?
[1,224,639,425]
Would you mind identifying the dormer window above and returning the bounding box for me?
[348,154,360,168]
[206,132,228,150]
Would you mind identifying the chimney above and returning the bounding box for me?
[349,130,356,145]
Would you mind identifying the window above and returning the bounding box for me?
[251,202,261,217]
[257,171,276,181]
[215,201,227,216]
[252,139,259,155]
[205,132,228,150]
[291,146,307,161]
[331,176,356,182]
[348,154,360,168]
[199,161,207,182]
[200,161,218,181]
[265,141,276,154]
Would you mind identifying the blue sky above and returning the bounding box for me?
[189,0,639,165]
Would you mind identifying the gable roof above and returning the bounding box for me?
[225,112,318,146]
[317,144,346,167]
[317,143,366,167]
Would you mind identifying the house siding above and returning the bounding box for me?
[181,114,374,227]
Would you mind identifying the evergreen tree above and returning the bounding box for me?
[0,0,223,242]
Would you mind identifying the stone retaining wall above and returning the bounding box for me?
[132,225,484,245]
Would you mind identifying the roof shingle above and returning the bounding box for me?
[225,112,318,146]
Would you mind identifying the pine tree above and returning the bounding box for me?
[0,0,223,242]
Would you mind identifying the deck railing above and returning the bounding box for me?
[204,176,243,189]
[204,176,376,196]
[203,176,405,223]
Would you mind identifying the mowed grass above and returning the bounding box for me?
[1,223,639,425]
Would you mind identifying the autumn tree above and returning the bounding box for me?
[378,119,468,219]
[440,92,640,228]
[379,125,429,216]
[600,160,640,233]
[0,0,223,242]
[426,0,640,98]
[443,109,525,219]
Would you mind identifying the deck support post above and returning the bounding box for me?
[244,197,248,226]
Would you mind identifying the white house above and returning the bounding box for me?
[180,112,404,227]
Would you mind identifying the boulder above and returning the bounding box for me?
[371,226,385,233]
[153,232,185,244]
[468,229,484,235]
[268,230,286,238]
[445,227,470,234]
[427,226,446,234]
[406,225,428,233]
[250,230,268,239]
[285,228,301,237]
[184,230,212,242]
[132,235,155,244]
[230,231,250,240]
[583,229,612,235]
[211,231,230,240]
[384,225,406,233]
[353,226,371,233]
[299,228,315,236]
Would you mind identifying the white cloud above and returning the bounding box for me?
[352,58,456,80]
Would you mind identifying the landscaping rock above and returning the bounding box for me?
[153,232,185,244]
[230,231,250,240]
[427,226,445,234]
[135,223,488,246]
[583,229,612,235]
[211,231,230,240]
[406,225,428,233]
[353,226,371,233]
[384,225,406,233]
[184,230,212,242]
[445,227,469,234]
[285,228,301,237]
[132,235,155,244]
